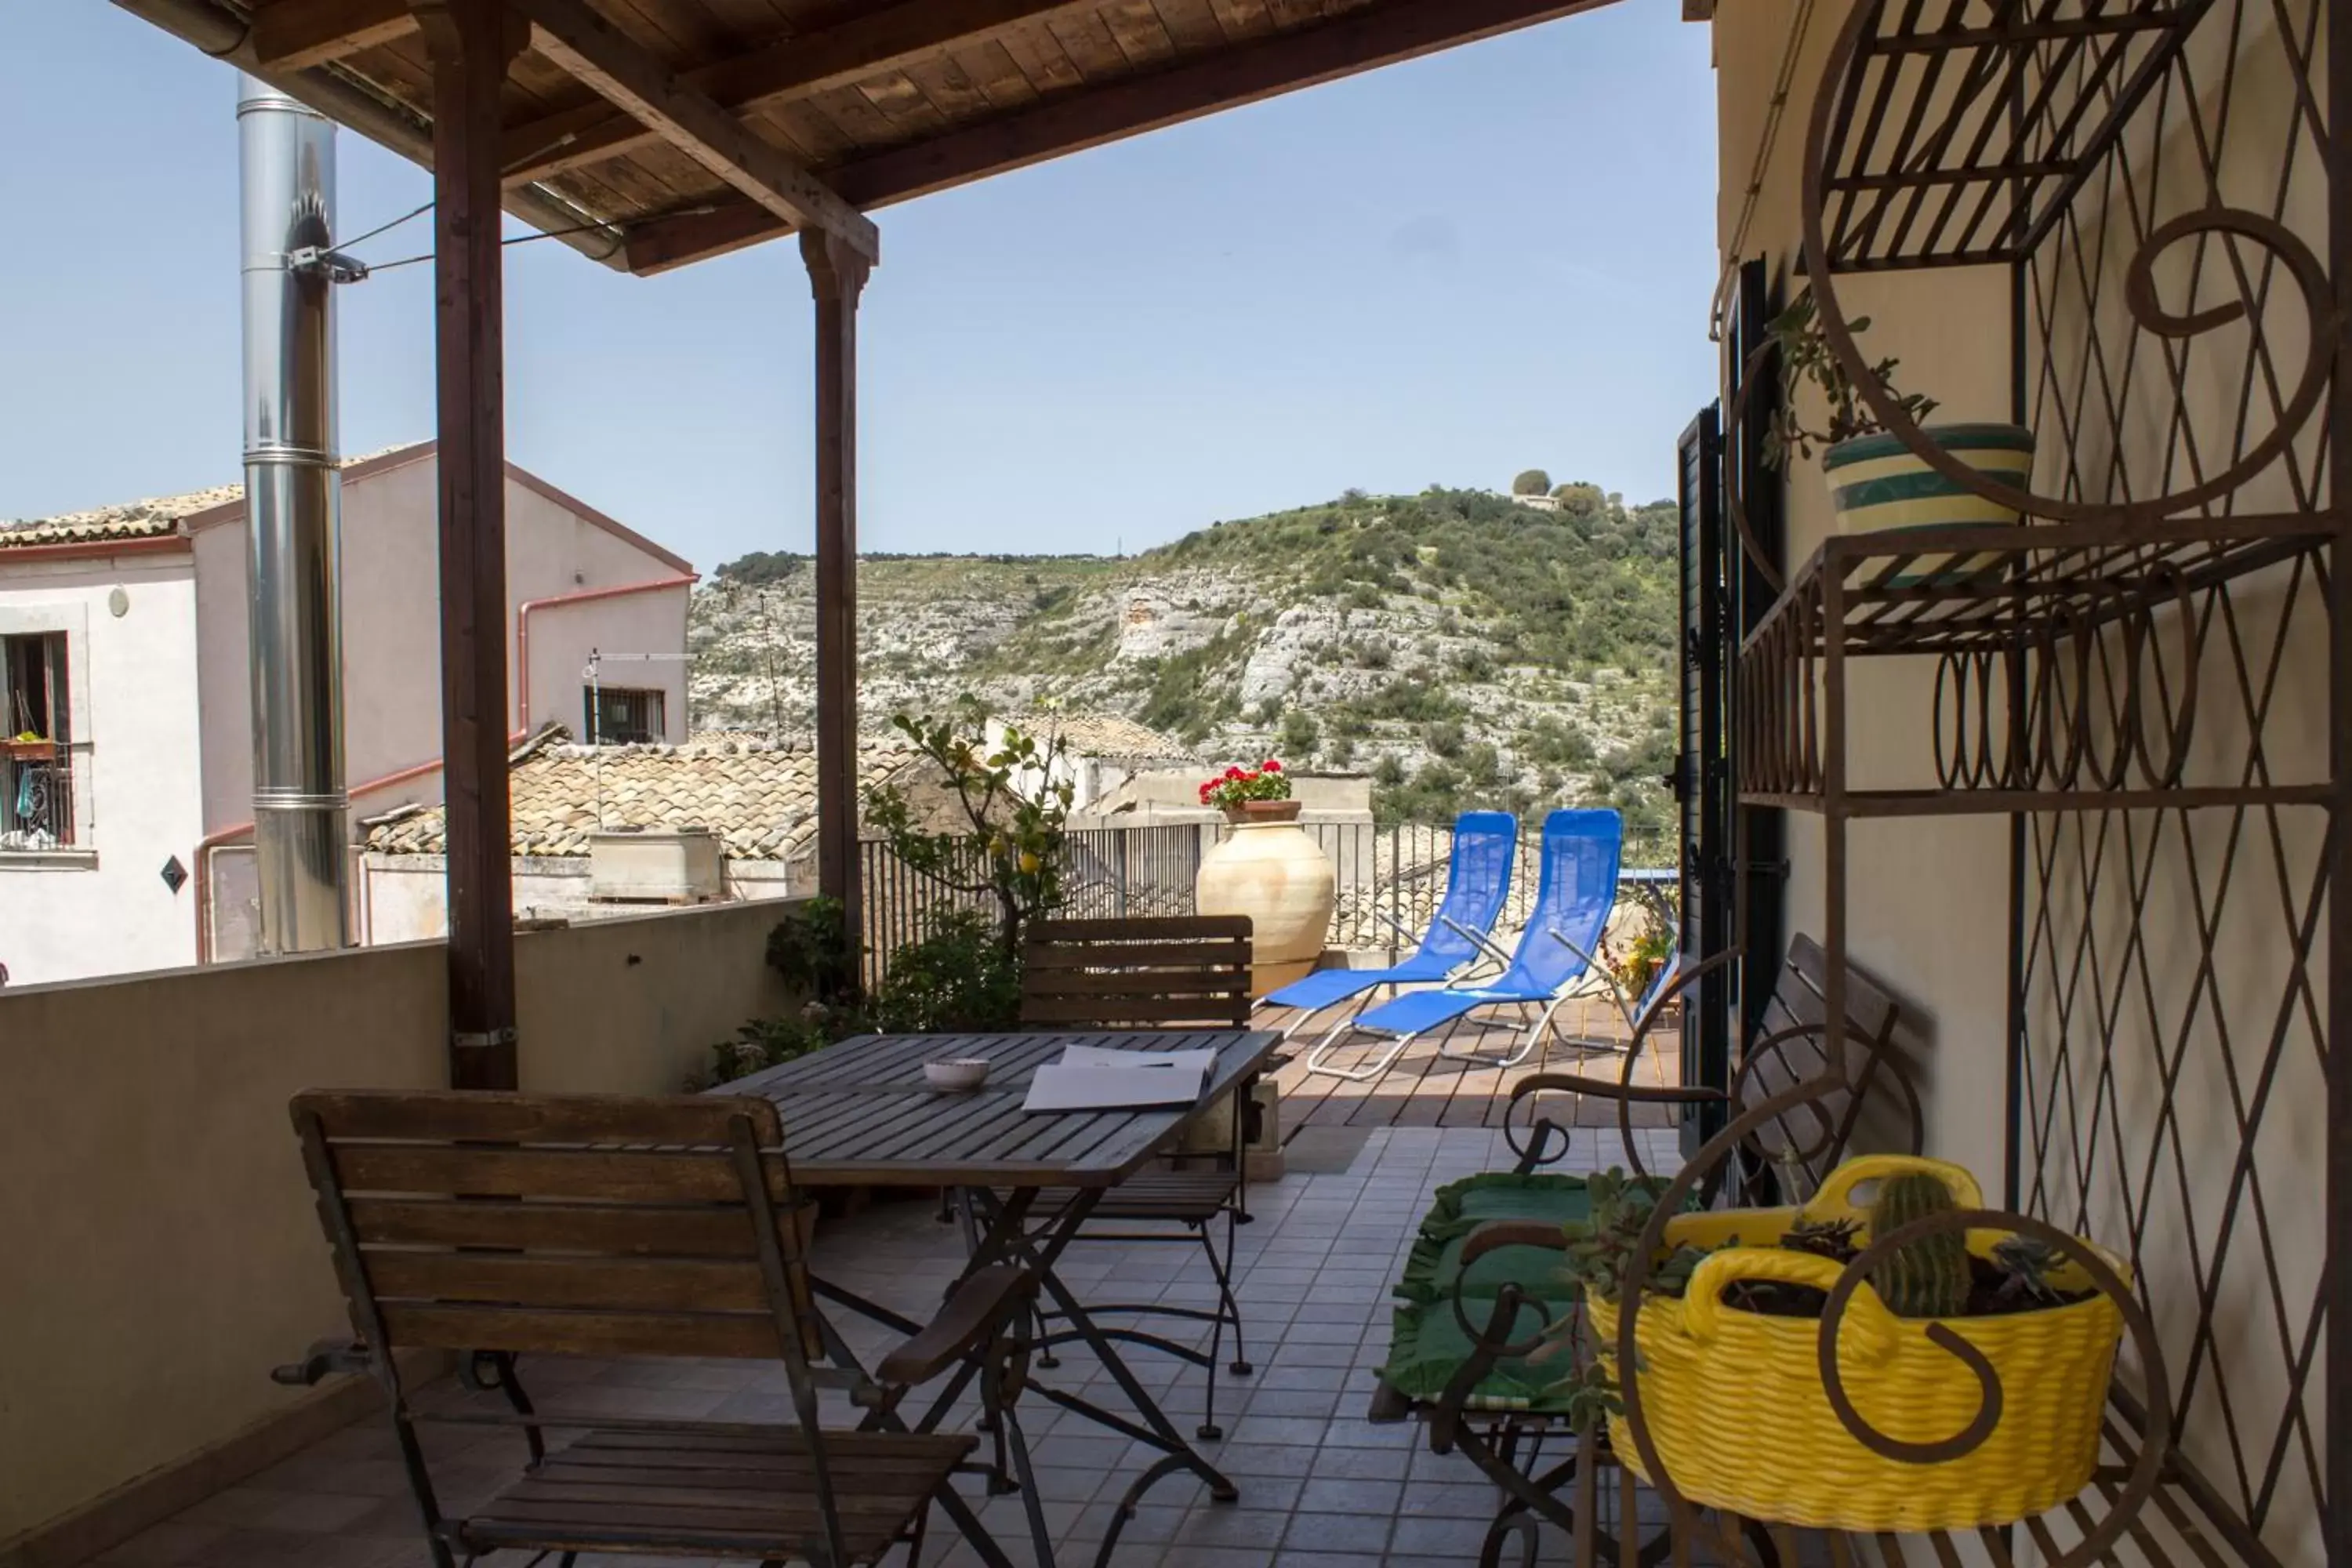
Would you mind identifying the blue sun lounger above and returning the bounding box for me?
[1301,808,1624,1082]
[1258,811,1518,1032]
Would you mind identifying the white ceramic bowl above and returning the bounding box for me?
[924,1058,992,1092]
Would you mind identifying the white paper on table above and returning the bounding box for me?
[1054,1044,1218,1076]
[1022,1056,1211,1112]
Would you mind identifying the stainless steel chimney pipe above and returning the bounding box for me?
[238,76,350,954]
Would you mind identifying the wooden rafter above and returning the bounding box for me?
[509,0,879,260]
[501,0,1098,188]
[622,0,1609,274]
[252,0,418,70]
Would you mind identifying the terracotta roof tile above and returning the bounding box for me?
[0,445,423,550]
[0,483,240,548]
[361,733,925,858]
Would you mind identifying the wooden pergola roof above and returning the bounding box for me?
[124,0,1613,275]
[110,0,1623,1088]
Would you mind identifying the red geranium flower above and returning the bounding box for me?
[1225,766,1244,780]
[1262,759,1283,772]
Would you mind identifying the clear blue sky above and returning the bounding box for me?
[0,2,1717,572]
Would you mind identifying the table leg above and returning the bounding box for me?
[968,1187,1243,1520]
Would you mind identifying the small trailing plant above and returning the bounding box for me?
[1199,758,1292,812]
[706,1011,835,1086]
[1542,1168,1727,1428]
[1762,291,1940,469]
[706,898,867,1085]
[866,710,1073,960]
[1559,1168,1722,1305]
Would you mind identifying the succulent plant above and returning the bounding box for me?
[1867,1172,1973,1319]
[1781,1216,1864,1264]
[1991,1235,2068,1305]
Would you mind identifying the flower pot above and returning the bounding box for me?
[1196,808,1334,996]
[1823,423,2036,583]
[1586,1155,2124,1533]
[2,739,54,762]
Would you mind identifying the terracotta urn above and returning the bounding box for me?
[1196,799,1337,996]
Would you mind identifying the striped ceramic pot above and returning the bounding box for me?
[1822,423,2035,583]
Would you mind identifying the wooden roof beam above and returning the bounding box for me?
[510,0,879,261]
[501,0,1098,189]
[251,0,418,71]
[622,0,1610,275]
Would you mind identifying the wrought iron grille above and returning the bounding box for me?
[1676,1,2344,1565]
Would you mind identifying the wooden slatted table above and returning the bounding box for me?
[725,1028,1283,1568]
[730,1028,1276,1188]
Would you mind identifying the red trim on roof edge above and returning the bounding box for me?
[504,465,695,575]
[0,534,193,564]
[175,441,696,577]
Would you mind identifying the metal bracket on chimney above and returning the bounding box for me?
[288,245,370,283]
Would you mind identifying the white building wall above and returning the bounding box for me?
[192,450,691,837]
[0,553,205,985]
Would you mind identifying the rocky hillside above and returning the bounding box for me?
[689,487,1681,854]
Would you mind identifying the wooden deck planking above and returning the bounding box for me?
[1266,1004,1683,1136]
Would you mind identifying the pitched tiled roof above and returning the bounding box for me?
[361,731,926,859]
[0,445,426,550]
[0,483,241,548]
[1012,713,1195,763]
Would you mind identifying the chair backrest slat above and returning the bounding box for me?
[1500,808,1624,993]
[1021,915,1254,1030]
[1412,811,1519,968]
[1737,935,1918,1187]
[292,1089,818,1363]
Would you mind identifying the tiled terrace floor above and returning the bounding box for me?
[97,1125,1679,1568]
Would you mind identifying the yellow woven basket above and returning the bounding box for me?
[1586,1156,2125,1532]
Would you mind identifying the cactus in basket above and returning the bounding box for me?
[1867,1171,1972,1319]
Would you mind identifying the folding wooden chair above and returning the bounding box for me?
[1017,914,1261,1439]
[278,1089,1040,1568]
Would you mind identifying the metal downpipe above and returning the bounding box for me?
[238,75,350,953]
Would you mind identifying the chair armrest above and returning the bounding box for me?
[1457,1219,1570,1267]
[1440,913,1518,971]
[271,1338,373,1386]
[875,1265,1034,1388]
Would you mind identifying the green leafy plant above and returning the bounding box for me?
[1199,759,1292,812]
[1558,1169,1721,1306]
[866,711,1073,960]
[1512,468,1554,496]
[1762,292,1940,469]
[764,896,858,1004]
[869,909,1022,1034]
[1541,1168,1724,1425]
[706,1011,834,1087]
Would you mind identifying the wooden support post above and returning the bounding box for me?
[804,229,871,969]
[413,0,524,1088]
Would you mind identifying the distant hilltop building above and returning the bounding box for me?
[0,441,694,983]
